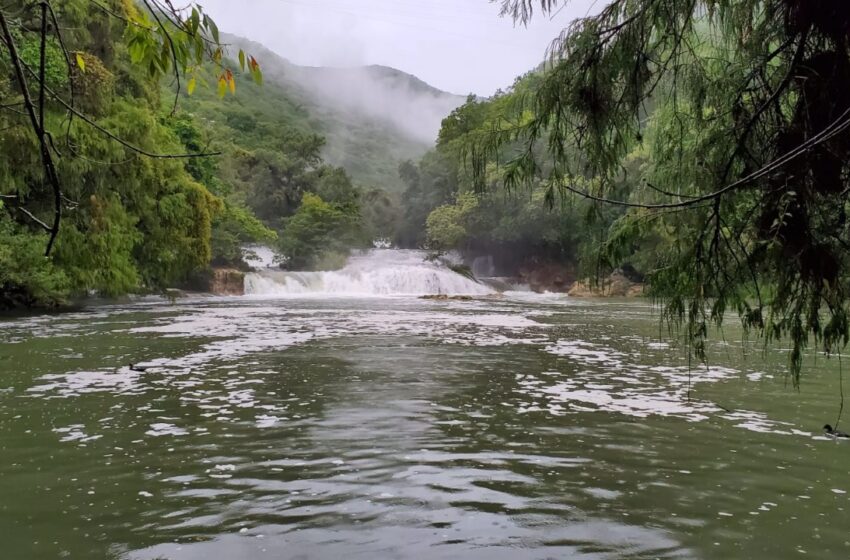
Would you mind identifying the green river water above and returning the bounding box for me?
[1,293,848,559]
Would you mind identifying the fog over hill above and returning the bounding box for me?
[286,63,466,145]
[224,35,466,190]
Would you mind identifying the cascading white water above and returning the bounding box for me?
[471,255,496,278]
[242,245,279,269]
[244,249,493,297]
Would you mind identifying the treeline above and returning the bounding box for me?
[434,0,850,382]
[0,1,391,308]
[392,83,633,279]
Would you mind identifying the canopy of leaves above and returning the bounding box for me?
[0,0,261,303]
[474,0,850,382]
[278,193,364,271]
[1,0,380,304]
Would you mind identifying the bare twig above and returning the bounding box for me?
[16,206,52,232]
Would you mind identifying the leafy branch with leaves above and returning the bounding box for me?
[0,0,262,258]
[476,0,850,382]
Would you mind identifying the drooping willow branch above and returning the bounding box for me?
[485,104,850,211]
[485,0,850,384]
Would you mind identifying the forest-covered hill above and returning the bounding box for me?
[222,34,466,191]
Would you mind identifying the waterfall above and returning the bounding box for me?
[471,255,495,278]
[244,249,493,297]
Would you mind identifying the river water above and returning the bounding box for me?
[1,251,849,559]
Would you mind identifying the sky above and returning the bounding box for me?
[198,0,599,96]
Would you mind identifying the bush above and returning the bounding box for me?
[0,218,69,309]
[278,194,363,270]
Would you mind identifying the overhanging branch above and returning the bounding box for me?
[0,6,62,256]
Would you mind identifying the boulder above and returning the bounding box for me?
[208,268,245,296]
[517,260,576,293]
[568,271,644,298]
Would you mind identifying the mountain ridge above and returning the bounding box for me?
[223,34,466,190]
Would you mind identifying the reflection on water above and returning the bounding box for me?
[1,294,849,559]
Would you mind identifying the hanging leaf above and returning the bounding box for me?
[238,49,246,71]
[249,56,263,85]
[75,52,86,72]
[127,35,146,64]
[190,8,200,34]
[225,69,235,94]
[207,17,220,44]
[187,77,197,95]
[217,76,227,98]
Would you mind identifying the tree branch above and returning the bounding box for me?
[141,0,181,116]
[43,1,77,147]
[16,206,52,232]
[20,60,221,159]
[554,105,850,210]
[0,7,62,256]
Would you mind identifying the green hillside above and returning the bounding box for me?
[221,35,466,191]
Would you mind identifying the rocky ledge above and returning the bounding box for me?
[517,261,576,293]
[568,270,644,298]
[208,268,245,296]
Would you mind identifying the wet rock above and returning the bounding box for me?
[208,268,245,296]
[162,288,187,302]
[517,260,576,293]
[568,271,644,298]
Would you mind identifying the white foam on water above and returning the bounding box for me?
[244,249,492,297]
[146,423,189,437]
[53,424,102,443]
[524,338,794,434]
[21,292,796,443]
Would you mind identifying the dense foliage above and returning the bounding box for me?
[0,0,233,307]
[473,0,850,381]
[0,0,375,308]
[172,62,383,270]
[394,87,614,278]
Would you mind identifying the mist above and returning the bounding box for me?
[285,64,465,144]
[200,0,598,96]
[227,34,464,158]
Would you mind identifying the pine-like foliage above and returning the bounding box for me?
[477,0,850,382]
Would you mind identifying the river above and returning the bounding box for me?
[1,250,848,559]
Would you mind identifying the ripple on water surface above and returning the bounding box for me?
[0,295,848,559]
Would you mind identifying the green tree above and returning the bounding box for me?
[426,192,479,251]
[476,0,850,382]
[0,0,261,258]
[278,193,363,270]
[0,1,262,305]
